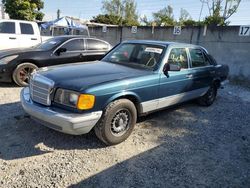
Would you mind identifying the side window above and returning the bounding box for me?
[0,22,15,34]
[87,39,109,50]
[190,48,209,68]
[20,23,34,35]
[61,39,84,51]
[168,48,188,69]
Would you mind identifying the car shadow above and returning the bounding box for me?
[0,101,107,160]
[0,100,199,161]
[0,82,19,88]
[68,96,250,188]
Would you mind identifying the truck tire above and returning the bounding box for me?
[197,84,217,106]
[94,99,137,145]
[12,63,38,87]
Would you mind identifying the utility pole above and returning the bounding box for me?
[57,9,61,19]
[0,4,5,19]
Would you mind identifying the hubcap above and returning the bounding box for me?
[111,109,130,137]
[207,87,215,102]
[19,67,35,84]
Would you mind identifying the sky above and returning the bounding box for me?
[43,0,250,25]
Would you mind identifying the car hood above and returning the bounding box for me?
[38,61,150,92]
[0,48,44,58]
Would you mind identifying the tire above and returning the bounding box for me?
[12,63,38,87]
[94,99,137,145]
[197,84,217,106]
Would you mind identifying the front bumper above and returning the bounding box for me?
[21,87,102,135]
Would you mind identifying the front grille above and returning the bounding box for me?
[30,73,55,106]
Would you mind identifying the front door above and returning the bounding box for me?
[0,21,19,50]
[158,48,194,109]
[50,38,86,66]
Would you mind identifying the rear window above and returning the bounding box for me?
[20,23,34,35]
[0,22,15,34]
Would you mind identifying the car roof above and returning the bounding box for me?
[51,35,108,42]
[123,40,204,49]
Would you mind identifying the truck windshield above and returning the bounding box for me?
[103,43,165,70]
[35,38,63,50]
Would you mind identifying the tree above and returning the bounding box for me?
[123,0,139,26]
[99,0,139,26]
[205,0,241,26]
[152,5,174,26]
[179,8,191,24]
[140,15,152,26]
[2,0,44,21]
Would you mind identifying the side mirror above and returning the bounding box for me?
[163,64,181,77]
[55,48,67,56]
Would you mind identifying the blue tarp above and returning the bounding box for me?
[41,17,88,30]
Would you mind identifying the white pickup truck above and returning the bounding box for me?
[0,19,51,50]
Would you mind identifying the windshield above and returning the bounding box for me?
[103,43,165,70]
[35,38,64,50]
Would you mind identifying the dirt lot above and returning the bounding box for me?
[0,83,249,187]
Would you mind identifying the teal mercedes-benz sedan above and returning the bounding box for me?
[21,40,229,145]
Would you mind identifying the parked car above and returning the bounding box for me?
[21,40,229,145]
[0,36,111,86]
[0,19,51,50]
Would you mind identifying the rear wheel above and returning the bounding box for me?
[12,63,38,87]
[197,84,217,106]
[94,99,137,145]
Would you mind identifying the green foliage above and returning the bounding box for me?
[152,5,174,26]
[91,14,122,25]
[204,15,229,26]
[2,0,44,21]
[100,0,139,26]
[140,15,152,26]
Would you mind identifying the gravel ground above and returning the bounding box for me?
[0,83,249,188]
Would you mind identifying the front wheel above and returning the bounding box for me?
[197,84,217,106]
[12,63,38,87]
[94,99,137,145]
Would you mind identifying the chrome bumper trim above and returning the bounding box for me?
[21,87,102,135]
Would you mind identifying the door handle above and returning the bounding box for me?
[186,74,193,79]
[31,38,38,40]
[79,53,85,58]
[9,37,16,40]
[210,70,215,74]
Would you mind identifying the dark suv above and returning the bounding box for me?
[0,36,111,86]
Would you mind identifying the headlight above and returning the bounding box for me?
[54,89,95,110]
[0,55,19,65]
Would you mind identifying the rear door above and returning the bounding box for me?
[0,21,19,50]
[84,39,110,61]
[158,47,195,109]
[18,22,40,48]
[187,48,215,92]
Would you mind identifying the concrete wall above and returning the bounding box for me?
[89,26,250,81]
